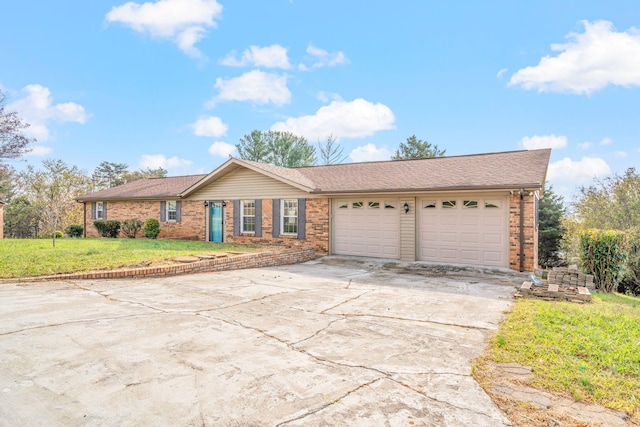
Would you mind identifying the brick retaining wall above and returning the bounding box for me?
[3,246,316,282]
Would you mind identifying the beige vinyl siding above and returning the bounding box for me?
[188,168,310,200]
[400,198,416,261]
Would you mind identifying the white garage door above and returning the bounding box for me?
[333,199,400,258]
[418,196,508,267]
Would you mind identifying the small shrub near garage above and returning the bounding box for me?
[579,229,627,292]
[122,218,144,238]
[93,220,121,238]
[143,218,160,239]
[66,224,83,238]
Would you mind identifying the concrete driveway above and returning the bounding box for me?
[0,257,522,426]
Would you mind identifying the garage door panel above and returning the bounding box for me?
[333,199,400,258]
[419,196,508,267]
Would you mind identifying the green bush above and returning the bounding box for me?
[619,226,640,295]
[93,220,121,238]
[143,218,160,239]
[122,218,144,238]
[51,230,63,239]
[579,229,628,292]
[65,224,83,238]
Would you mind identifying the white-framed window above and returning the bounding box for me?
[484,199,501,209]
[337,202,348,209]
[423,201,436,209]
[281,199,298,235]
[241,200,256,233]
[442,200,457,208]
[352,201,364,209]
[368,201,380,209]
[166,201,177,221]
[463,200,478,209]
[384,202,396,209]
[96,201,104,219]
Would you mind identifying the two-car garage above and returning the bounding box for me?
[331,195,509,267]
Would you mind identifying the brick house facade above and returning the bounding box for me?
[78,149,550,272]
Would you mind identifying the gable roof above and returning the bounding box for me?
[77,174,206,201]
[77,149,551,201]
[297,148,551,193]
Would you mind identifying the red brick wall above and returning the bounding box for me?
[509,191,538,271]
[84,200,205,240]
[223,198,329,254]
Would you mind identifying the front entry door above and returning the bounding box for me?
[210,201,224,242]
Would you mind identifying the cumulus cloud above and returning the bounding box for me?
[270,98,395,141]
[519,134,567,150]
[208,141,236,157]
[599,137,612,145]
[349,144,392,163]
[209,70,291,106]
[139,154,192,169]
[24,145,53,157]
[221,44,291,69]
[509,20,640,94]
[547,156,611,184]
[8,84,88,141]
[190,116,228,137]
[106,0,222,58]
[299,45,348,71]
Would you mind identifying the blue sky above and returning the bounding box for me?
[2,0,639,201]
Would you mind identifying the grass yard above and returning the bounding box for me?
[477,293,640,421]
[0,238,256,278]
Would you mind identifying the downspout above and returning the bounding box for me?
[83,202,87,238]
[519,188,525,272]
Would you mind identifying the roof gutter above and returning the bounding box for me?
[310,183,544,195]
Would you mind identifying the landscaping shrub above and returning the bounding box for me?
[143,218,160,239]
[619,226,640,295]
[93,220,121,238]
[65,224,83,238]
[122,219,143,238]
[579,229,627,292]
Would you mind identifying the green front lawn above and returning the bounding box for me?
[0,238,256,278]
[479,293,640,418]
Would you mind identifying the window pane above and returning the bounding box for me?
[368,201,380,209]
[167,201,177,220]
[423,201,436,209]
[442,200,456,208]
[337,202,348,209]
[241,200,255,233]
[282,199,298,234]
[384,202,396,209]
[463,200,478,209]
[352,201,363,208]
[243,216,255,232]
[485,200,501,209]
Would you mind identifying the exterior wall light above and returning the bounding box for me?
[203,201,209,207]
[403,202,409,213]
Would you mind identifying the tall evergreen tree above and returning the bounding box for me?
[538,185,566,268]
[391,135,445,160]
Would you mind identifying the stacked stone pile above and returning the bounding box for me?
[547,267,595,290]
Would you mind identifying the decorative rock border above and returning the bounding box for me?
[2,246,316,283]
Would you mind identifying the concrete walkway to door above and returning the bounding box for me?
[0,256,523,426]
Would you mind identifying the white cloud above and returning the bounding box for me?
[209,70,291,106]
[615,150,628,157]
[24,145,53,156]
[599,137,612,145]
[519,134,567,150]
[577,142,592,149]
[271,98,395,141]
[496,68,508,78]
[220,44,291,69]
[299,44,348,71]
[349,144,392,163]
[509,20,640,94]
[208,141,236,157]
[190,116,228,137]
[8,84,88,141]
[547,156,611,184]
[106,0,222,58]
[139,154,192,169]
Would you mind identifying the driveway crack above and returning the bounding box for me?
[320,289,374,314]
[275,377,383,426]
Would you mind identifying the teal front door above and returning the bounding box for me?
[210,201,223,242]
